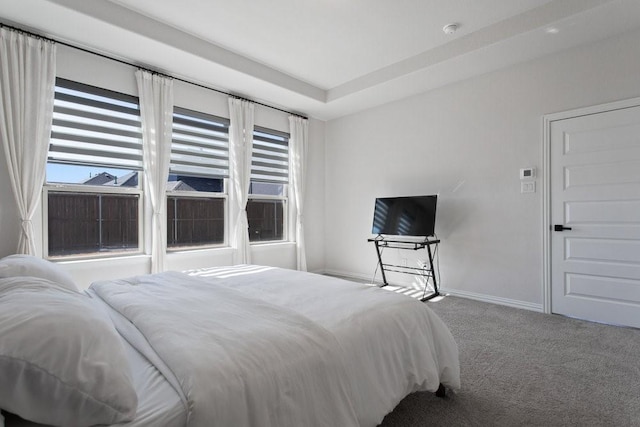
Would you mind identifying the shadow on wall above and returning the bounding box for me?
[434,180,473,240]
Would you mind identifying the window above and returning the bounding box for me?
[47,192,138,255]
[167,196,224,247]
[167,107,229,248]
[246,197,285,242]
[45,78,143,257]
[247,127,289,243]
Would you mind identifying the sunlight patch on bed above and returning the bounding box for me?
[185,265,275,279]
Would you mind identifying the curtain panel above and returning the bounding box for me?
[0,28,56,255]
[228,98,254,265]
[288,116,309,271]
[136,70,173,274]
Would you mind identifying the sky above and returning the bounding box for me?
[46,163,134,184]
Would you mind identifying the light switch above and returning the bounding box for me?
[521,181,535,193]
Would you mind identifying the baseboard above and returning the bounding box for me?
[320,269,543,313]
[321,268,384,285]
[440,287,543,312]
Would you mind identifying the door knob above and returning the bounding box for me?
[554,224,573,232]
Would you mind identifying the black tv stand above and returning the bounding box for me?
[367,237,440,301]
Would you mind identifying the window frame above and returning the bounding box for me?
[43,181,144,260]
[248,125,290,245]
[44,78,145,260]
[165,106,230,252]
[165,183,228,252]
[246,193,288,245]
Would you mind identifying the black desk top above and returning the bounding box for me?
[367,237,440,245]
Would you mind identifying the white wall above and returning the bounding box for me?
[324,28,640,309]
[303,118,327,273]
[0,44,326,288]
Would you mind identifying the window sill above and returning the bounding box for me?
[250,241,295,250]
[167,244,230,255]
[52,253,150,266]
[46,251,146,264]
[167,245,232,255]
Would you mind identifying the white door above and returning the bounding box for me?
[550,104,640,328]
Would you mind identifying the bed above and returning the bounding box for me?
[0,256,460,427]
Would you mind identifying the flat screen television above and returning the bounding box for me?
[372,195,437,237]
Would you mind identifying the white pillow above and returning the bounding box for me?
[0,277,138,427]
[0,254,78,292]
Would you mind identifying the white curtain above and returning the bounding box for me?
[136,70,173,274]
[0,28,56,255]
[288,116,309,271]
[228,98,254,265]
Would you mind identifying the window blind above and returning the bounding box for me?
[251,127,289,184]
[49,78,143,170]
[171,107,230,178]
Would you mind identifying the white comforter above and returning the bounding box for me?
[188,265,460,426]
[90,271,359,427]
[90,266,460,427]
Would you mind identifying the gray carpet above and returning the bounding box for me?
[379,296,640,427]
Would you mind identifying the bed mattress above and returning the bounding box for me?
[186,265,460,426]
[4,265,459,427]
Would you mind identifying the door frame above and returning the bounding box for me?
[541,96,640,314]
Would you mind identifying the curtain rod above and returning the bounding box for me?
[0,21,309,120]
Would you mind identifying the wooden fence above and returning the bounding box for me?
[48,192,138,256]
[48,193,284,255]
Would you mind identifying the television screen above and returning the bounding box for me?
[372,195,437,237]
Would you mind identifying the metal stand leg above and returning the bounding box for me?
[421,243,439,301]
[374,240,388,286]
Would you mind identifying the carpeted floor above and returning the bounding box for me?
[379,296,640,427]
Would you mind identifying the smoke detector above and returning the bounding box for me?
[443,23,458,35]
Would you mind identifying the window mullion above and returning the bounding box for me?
[98,194,103,251]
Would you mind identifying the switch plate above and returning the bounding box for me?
[521,181,535,193]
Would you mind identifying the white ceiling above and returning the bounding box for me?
[108,0,556,90]
[2,0,640,120]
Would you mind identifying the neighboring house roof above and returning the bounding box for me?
[166,180,195,192]
[168,175,223,192]
[81,172,117,185]
[103,172,139,187]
